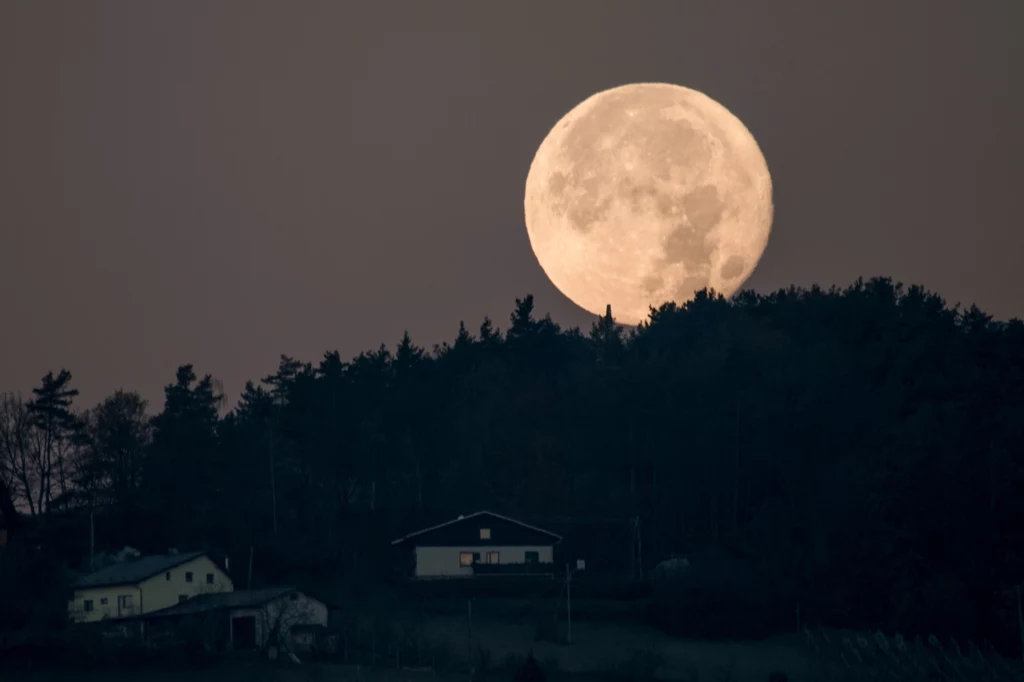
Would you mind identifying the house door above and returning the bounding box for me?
[232,615,257,649]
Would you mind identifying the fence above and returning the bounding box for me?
[311,623,460,675]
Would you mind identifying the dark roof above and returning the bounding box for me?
[142,586,299,618]
[72,551,207,589]
[391,511,562,547]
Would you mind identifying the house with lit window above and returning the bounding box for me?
[68,549,233,623]
[391,511,561,579]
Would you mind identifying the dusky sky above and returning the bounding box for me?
[1,0,1021,407]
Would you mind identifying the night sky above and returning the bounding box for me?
[2,1,1021,408]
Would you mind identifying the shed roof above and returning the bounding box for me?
[72,551,209,589]
[142,586,299,618]
[391,510,562,546]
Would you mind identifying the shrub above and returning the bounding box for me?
[609,648,663,681]
[514,651,546,682]
[648,554,788,639]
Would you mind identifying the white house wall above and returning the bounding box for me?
[68,555,233,623]
[414,545,553,578]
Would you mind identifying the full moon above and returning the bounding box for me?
[524,83,773,325]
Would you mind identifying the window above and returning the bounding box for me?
[83,600,94,612]
[100,597,108,605]
[206,573,214,585]
[185,571,193,583]
[120,594,133,608]
[459,552,473,567]
[473,552,481,563]
[479,528,491,540]
[525,551,539,564]
[165,572,171,581]
[487,551,499,565]
[179,595,188,603]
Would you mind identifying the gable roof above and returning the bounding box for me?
[142,586,300,618]
[391,510,562,546]
[72,551,209,589]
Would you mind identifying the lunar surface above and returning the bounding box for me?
[524,83,773,325]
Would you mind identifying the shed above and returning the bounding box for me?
[142,586,329,652]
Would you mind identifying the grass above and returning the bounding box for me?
[7,587,1024,682]
[801,627,1024,682]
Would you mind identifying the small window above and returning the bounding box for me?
[479,528,491,539]
[206,573,214,585]
[487,551,499,565]
[165,572,171,581]
[525,551,539,565]
[179,595,188,603]
[185,571,193,583]
[83,600,94,612]
[100,597,108,605]
[459,552,473,567]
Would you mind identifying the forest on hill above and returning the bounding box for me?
[2,277,1023,653]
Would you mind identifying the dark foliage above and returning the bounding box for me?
[2,278,1024,656]
[514,651,546,682]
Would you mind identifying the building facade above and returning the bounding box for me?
[391,511,561,579]
[68,551,233,623]
[142,586,330,652]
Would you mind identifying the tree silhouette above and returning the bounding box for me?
[4,278,1024,654]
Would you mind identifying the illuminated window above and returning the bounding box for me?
[480,528,491,539]
[459,552,473,566]
[487,552,499,564]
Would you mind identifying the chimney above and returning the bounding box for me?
[606,304,612,319]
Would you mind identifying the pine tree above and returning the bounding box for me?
[26,369,81,513]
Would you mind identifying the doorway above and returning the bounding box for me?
[231,615,257,649]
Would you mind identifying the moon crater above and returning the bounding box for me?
[524,83,773,325]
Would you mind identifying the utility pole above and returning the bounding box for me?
[88,503,95,570]
[467,598,474,678]
[566,563,572,645]
[564,560,585,644]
